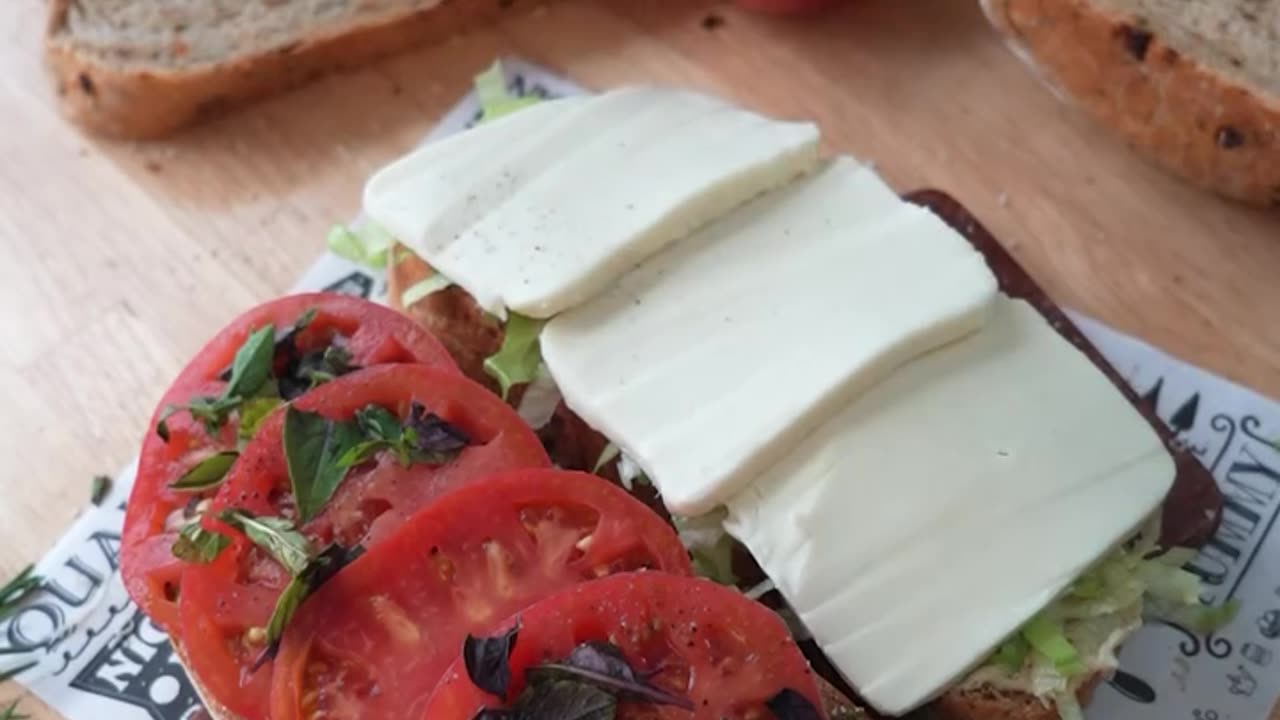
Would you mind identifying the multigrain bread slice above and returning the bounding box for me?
[44,0,541,139]
[982,0,1280,207]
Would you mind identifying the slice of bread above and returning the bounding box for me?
[982,0,1280,207]
[44,0,540,139]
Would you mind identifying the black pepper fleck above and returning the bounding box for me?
[77,72,95,96]
[701,13,725,31]
[1117,25,1152,61]
[1216,126,1245,149]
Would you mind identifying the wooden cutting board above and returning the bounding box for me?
[0,1,1276,717]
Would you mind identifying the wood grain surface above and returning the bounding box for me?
[0,0,1277,717]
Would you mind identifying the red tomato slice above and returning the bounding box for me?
[268,469,693,720]
[176,365,548,720]
[123,293,458,632]
[426,573,825,720]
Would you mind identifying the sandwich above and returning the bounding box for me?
[119,64,1232,720]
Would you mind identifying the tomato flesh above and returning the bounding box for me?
[426,573,825,720]
[176,365,549,720]
[123,293,458,631]
[269,469,693,720]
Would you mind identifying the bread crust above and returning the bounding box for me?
[44,0,536,139]
[932,673,1105,720]
[983,0,1280,207]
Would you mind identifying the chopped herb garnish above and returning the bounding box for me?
[338,402,470,469]
[282,407,366,523]
[484,314,547,400]
[765,689,824,720]
[464,625,520,697]
[172,520,231,564]
[218,510,311,575]
[170,451,239,492]
[253,543,364,670]
[223,325,276,400]
[279,345,356,401]
[0,565,42,621]
[90,474,112,506]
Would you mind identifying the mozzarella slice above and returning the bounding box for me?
[364,88,820,318]
[541,159,998,516]
[723,297,1174,716]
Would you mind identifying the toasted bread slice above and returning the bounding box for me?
[44,0,542,139]
[982,0,1280,207]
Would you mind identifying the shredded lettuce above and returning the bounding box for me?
[967,517,1239,720]
[400,272,454,307]
[483,313,547,400]
[475,61,543,122]
[672,510,738,587]
[327,222,395,269]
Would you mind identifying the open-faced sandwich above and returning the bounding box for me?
[119,65,1233,720]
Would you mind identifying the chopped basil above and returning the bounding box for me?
[508,681,615,720]
[172,521,231,564]
[224,325,276,400]
[338,402,471,470]
[525,642,692,709]
[0,565,42,622]
[484,314,547,400]
[218,510,311,575]
[170,451,239,492]
[90,474,112,506]
[253,543,364,670]
[765,689,824,720]
[283,407,366,523]
[279,345,356,401]
[464,625,520,697]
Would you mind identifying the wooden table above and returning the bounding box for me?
[0,0,1276,716]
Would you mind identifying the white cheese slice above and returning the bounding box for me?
[541,158,998,516]
[363,87,820,318]
[722,297,1174,716]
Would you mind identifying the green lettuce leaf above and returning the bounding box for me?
[483,313,547,400]
[327,222,395,269]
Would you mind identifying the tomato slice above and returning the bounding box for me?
[175,364,549,720]
[123,293,459,632]
[426,573,825,720]
[267,469,693,720]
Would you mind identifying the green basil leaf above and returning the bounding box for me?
[282,407,365,522]
[334,439,392,469]
[483,314,547,400]
[187,395,245,435]
[172,521,231,564]
[223,324,276,400]
[253,544,364,670]
[218,510,312,576]
[355,405,403,443]
[170,451,239,492]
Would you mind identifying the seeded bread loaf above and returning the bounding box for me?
[982,0,1280,207]
[45,0,537,139]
